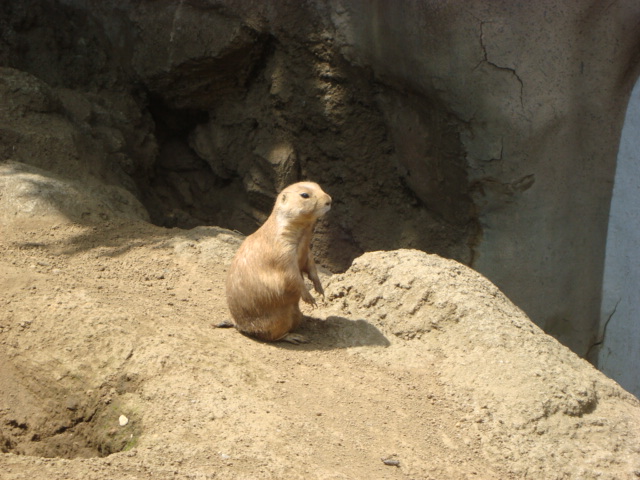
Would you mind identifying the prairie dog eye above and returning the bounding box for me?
[300,192,310,199]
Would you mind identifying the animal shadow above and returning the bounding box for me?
[278,315,391,351]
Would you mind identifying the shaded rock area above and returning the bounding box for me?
[2,0,477,269]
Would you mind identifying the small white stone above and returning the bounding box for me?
[119,415,129,426]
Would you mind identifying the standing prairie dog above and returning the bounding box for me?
[225,182,332,344]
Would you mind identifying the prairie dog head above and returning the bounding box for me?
[276,182,332,223]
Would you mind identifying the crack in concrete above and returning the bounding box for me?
[476,21,524,109]
[587,297,621,361]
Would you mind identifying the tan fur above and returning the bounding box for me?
[225,182,332,343]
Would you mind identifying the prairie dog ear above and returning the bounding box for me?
[281,193,287,203]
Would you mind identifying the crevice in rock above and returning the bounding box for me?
[477,21,525,109]
[133,93,256,232]
[586,298,621,364]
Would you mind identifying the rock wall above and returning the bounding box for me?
[2,0,640,360]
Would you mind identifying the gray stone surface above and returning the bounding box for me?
[599,77,640,397]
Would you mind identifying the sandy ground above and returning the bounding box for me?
[0,218,498,479]
[1,209,639,479]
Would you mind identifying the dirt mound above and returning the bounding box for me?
[0,161,148,224]
[324,251,640,477]
[1,190,639,478]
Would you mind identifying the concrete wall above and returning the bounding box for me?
[599,78,640,398]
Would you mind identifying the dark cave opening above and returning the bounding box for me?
[136,95,254,233]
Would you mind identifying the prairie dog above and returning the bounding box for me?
[225,182,332,343]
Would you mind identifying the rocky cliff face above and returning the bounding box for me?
[2,0,640,357]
